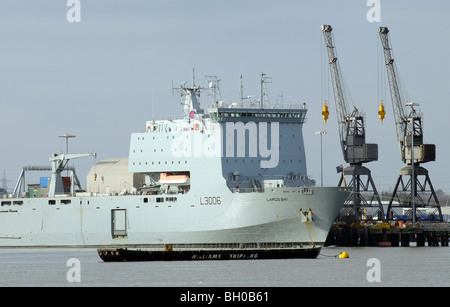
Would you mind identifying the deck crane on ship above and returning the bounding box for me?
[378,27,443,223]
[48,152,97,197]
[321,25,384,222]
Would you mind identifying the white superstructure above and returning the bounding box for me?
[0,74,350,248]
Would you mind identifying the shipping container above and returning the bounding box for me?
[40,177,50,188]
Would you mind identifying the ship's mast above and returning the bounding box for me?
[239,74,244,107]
[237,75,254,107]
[259,73,271,108]
[173,68,204,120]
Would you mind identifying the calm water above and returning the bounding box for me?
[0,246,448,287]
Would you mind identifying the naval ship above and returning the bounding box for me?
[0,73,350,253]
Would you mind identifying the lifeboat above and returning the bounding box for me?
[159,173,190,185]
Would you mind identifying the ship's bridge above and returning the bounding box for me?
[211,108,307,123]
[209,103,307,123]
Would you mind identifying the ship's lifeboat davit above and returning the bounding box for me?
[159,173,190,185]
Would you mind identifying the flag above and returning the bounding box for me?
[336,164,344,173]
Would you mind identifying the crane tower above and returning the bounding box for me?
[378,27,442,223]
[321,25,384,222]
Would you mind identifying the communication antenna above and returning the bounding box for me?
[239,74,244,106]
[237,75,253,107]
[260,73,272,108]
[59,133,75,154]
[205,75,222,105]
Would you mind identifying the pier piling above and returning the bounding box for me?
[325,222,450,247]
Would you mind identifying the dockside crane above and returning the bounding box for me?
[321,25,384,222]
[378,27,442,223]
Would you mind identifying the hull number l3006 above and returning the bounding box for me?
[200,196,221,205]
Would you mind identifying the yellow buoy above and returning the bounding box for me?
[338,251,349,258]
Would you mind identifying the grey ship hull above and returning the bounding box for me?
[2,74,351,249]
[0,186,348,248]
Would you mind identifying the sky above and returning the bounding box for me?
[1,0,449,196]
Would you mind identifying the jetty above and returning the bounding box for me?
[326,222,450,247]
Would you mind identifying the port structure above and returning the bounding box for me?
[378,27,443,224]
[321,25,384,222]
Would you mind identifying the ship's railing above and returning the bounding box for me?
[0,192,138,199]
[229,174,313,181]
[210,102,308,110]
[167,242,312,250]
[153,115,186,121]
[233,187,265,193]
[229,174,315,188]
[232,186,314,194]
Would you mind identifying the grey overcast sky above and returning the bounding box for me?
[1,1,449,194]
